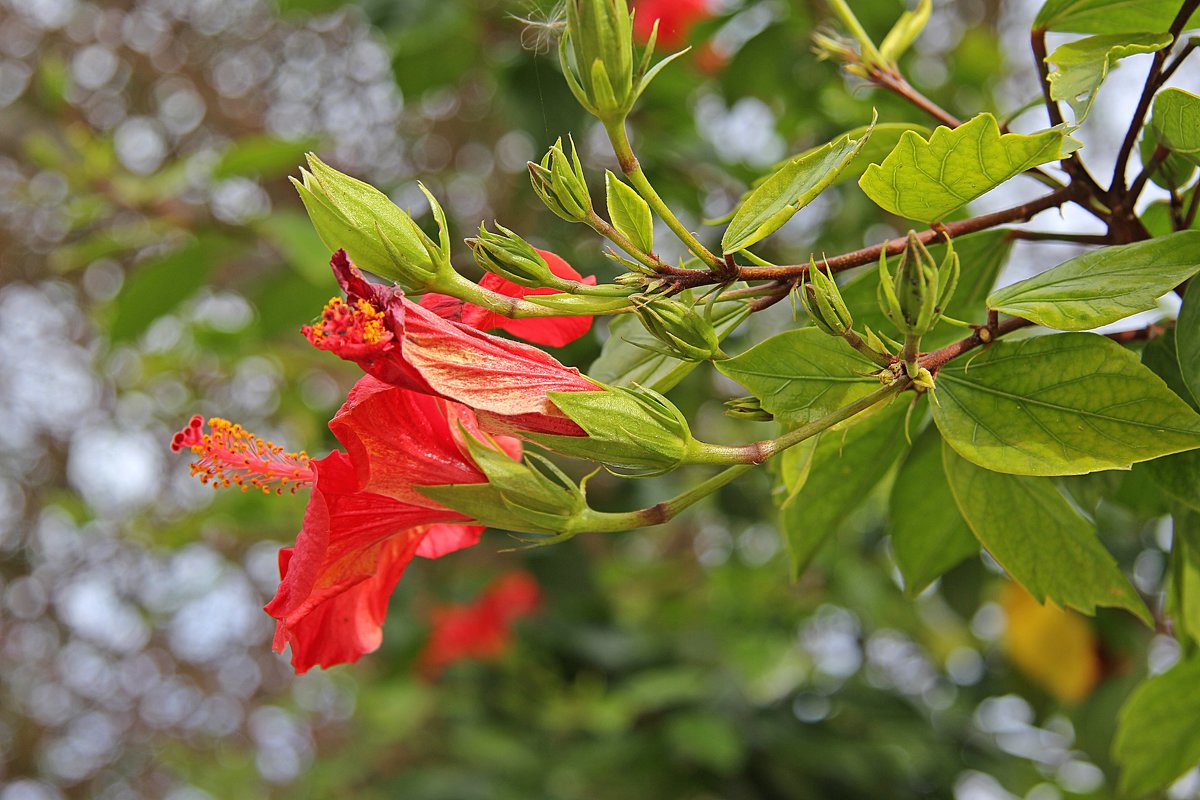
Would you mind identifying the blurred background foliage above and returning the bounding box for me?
[0,0,1190,797]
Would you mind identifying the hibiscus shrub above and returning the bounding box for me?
[172,0,1200,794]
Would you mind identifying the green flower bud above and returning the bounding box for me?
[799,258,854,336]
[291,154,447,292]
[877,232,958,338]
[467,223,562,289]
[529,386,694,475]
[560,0,635,122]
[529,137,592,223]
[724,396,774,422]
[633,294,724,362]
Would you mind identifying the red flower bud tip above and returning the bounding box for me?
[171,415,314,494]
[302,296,392,353]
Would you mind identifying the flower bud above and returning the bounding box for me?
[529,138,592,223]
[468,223,563,289]
[634,294,724,362]
[799,258,853,336]
[529,386,694,475]
[877,232,958,338]
[561,0,636,121]
[291,154,447,292]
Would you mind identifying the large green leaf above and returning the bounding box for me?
[858,114,1077,223]
[986,231,1200,329]
[589,297,749,392]
[1046,33,1172,123]
[1178,280,1200,406]
[1151,88,1200,165]
[842,229,1012,349]
[716,329,882,425]
[942,443,1150,622]
[932,333,1200,475]
[722,121,874,254]
[779,401,909,579]
[889,428,977,595]
[1114,654,1200,796]
[1035,0,1200,34]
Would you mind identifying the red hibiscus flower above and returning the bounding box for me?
[419,249,596,348]
[172,376,521,672]
[633,0,712,51]
[303,250,598,436]
[417,571,542,679]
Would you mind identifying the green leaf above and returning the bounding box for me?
[1178,279,1200,406]
[212,135,320,180]
[942,442,1150,622]
[890,429,978,595]
[1168,511,1200,645]
[1142,331,1200,511]
[779,401,910,579]
[858,113,1077,223]
[843,228,1011,348]
[1046,33,1172,123]
[705,123,931,226]
[589,296,748,392]
[605,170,654,254]
[1035,0,1200,33]
[722,119,874,254]
[109,233,234,342]
[879,0,931,64]
[1114,654,1200,796]
[932,332,1200,476]
[716,329,883,425]
[986,231,1200,329]
[1152,88,1200,166]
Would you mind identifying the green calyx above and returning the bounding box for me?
[529,385,694,476]
[799,258,854,336]
[291,154,450,292]
[632,294,725,362]
[468,223,568,290]
[529,137,593,223]
[877,231,959,339]
[561,0,635,122]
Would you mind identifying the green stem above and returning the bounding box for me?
[903,333,921,378]
[685,380,907,465]
[585,210,667,273]
[604,118,724,270]
[844,329,892,367]
[577,463,755,532]
[439,271,632,318]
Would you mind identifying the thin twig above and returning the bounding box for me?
[1110,0,1200,194]
[920,317,1034,371]
[1006,230,1111,245]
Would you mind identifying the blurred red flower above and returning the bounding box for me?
[633,0,712,51]
[418,571,542,678]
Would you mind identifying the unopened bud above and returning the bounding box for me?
[877,232,958,338]
[799,258,853,336]
[468,223,562,288]
[291,154,447,291]
[529,137,592,223]
[634,294,724,361]
[561,0,636,121]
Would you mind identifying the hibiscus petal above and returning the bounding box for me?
[265,452,470,671]
[415,523,485,559]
